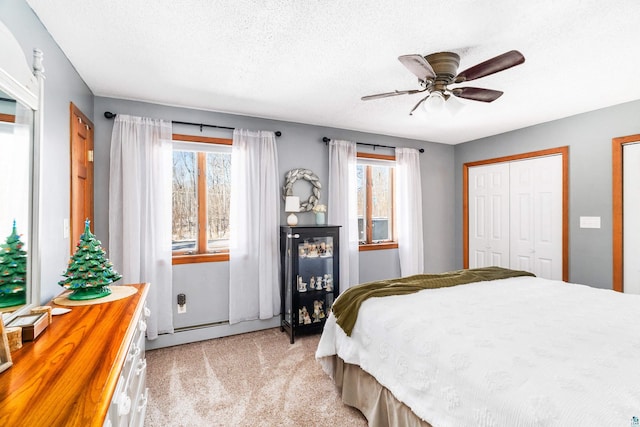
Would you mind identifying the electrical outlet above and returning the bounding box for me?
[177,293,186,313]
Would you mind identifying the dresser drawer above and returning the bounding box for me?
[104,300,150,427]
[122,322,146,390]
[130,368,148,427]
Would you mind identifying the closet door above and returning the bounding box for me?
[509,155,562,280]
[623,143,640,294]
[468,163,510,268]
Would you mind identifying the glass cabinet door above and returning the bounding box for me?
[295,235,335,325]
[280,226,340,343]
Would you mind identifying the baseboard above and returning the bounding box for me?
[145,316,281,350]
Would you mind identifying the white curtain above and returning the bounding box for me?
[109,114,173,339]
[229,129,280,324]
[395,147,424,276]
[328,140,359,291]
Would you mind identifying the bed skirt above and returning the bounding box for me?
[319,355,433,427]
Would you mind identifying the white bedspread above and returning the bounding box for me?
[316,276,640,427]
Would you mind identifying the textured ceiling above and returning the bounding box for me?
[25,0,640,144]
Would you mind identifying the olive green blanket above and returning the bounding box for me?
[332,266,535,336]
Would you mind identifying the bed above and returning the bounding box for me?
[316,267,640,427]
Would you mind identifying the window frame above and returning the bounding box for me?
[171,133,232,264]
[357,152,398,251]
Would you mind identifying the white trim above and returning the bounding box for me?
[145,317,280,350]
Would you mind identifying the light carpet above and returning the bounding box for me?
[145,328,366,426]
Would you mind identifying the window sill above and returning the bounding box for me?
[172,253,230,264]
[359,242,398,251]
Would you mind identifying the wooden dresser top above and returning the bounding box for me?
[0,283,149,427]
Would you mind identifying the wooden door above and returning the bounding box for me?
[70,103,94,252]
[623,142,640,294]
[509,155,563,280]
[468,162,510,268]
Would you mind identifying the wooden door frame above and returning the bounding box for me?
[463,146,569,281]
[612,134,640,292]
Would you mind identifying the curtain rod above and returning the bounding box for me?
[104,111,282,137]
[322,136,424,153]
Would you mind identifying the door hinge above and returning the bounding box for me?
[87,150,94,162]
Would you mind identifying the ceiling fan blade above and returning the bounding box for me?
[361,89,425,101]
[451,87,504,102]
[454,50,525,83]
[398,54,436,81]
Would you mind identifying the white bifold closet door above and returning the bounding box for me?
[623,142,640,294]
[468,163,510,269]
[469,155,562,280]
[509,155,563,280]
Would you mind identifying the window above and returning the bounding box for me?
[172,134,232,263]
[356,153,397,250]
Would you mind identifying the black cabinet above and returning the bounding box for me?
[280,225,340,343]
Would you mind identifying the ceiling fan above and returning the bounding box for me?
[362,50,525,115]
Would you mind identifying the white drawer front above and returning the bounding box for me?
[130,380,149,427]
[105,301,148,427]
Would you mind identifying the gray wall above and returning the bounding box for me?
[454,99,640,289]
[0,0,457,345]
[14,0,639,345]
[93,96,456,345]
[1,0,94,302]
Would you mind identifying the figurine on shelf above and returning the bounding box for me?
[319,241,326,255]
[312,300,325,322]
[298,307,306,325]
[326,241,333,256]
[298,246,306,258]
[325,274,333,292]
[307,244,318,258]
[309,276,316,289]
[297,276,307,292]
[301,306,312,324]
[316,276,323,290]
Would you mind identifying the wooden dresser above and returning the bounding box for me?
[0,283,149,427]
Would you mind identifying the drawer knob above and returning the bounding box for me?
[136,392,148,413]
[117,392,131,416]
[139,320,147,332]
[135,359,147,376]
[127,344,141,362]
[144,306,151,318]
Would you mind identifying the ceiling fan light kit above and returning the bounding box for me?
[423,91,446,113]
[362,50,525,116]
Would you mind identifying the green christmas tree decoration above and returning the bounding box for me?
[59,219,122,300]
[0,220,27,308]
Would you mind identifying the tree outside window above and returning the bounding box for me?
[356,153,396,247]
[172,135,232,263]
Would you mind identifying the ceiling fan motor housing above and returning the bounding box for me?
[424,52,460,91]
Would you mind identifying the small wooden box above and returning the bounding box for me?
[31,306,53,325]
[7,312,48,342]
[5,327,22,352]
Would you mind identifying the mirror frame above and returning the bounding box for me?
[0,20,43,322]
